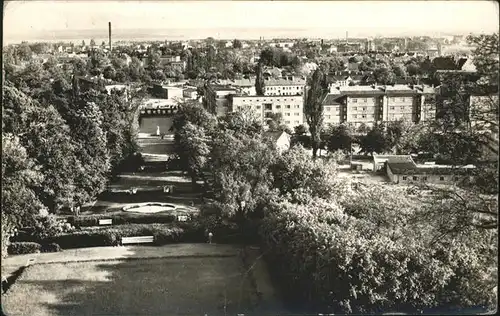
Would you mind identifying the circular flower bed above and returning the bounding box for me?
[122,203,177,214]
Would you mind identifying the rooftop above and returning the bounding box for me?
[386,155,476,175]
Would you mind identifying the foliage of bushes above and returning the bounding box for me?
[8,242,42,255]
[41,243,63,253]
[259,198,494,314]
[67,213,178,228]
[44,222,205,249]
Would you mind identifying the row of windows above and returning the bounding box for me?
[284,120,301,124]
[284,112,301,116]
[401,175,459,181]
[266,92,303,96]
[325,115,340,119]
[352,114,374,119]
[350,97,413,103]
[265,86,303,90]
[350,98,375,103]
[325,107,339,112]
[253,104,301,110]
[239,98,301,102]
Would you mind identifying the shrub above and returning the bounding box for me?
[259,198,495,314]
[8,242,42,255]
[45,222,205,249]
[41,243,63,253]
[32,214,75,241]
[67,213,178,228]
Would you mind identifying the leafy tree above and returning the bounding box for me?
[271,145,339,201]
[103,65,116,80]
[176,122,211,189]
[326,123,354,153]
[233,39,242,49]
[17,42,32,61]
[373,66,396,85]
[90,39,96,47]
[358,125,390,155]
[294,124,307,136]
[304,68,327,158]
[209,131,275,226]
[2,133,43,227]
[128,57,146,81]
[218,107,263,137]
[255,62,265,96]
[259,48,275,66]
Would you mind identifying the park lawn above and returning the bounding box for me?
[2,257,260,316]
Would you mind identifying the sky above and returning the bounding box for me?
[3,1,499,42]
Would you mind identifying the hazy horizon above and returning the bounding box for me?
[3,1,499,44]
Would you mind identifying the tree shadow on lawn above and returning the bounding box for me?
[3,248,269,316]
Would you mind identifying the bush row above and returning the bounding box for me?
[43,222,206,249]
[259,199,493,314]
[66,213,180,228]
[8,242,62,255]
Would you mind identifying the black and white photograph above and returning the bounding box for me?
[1,1,499,315]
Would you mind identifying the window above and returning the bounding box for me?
[362,107,366,111]
[256,105,261,109]
[294,112,300,116]
[390,106,394,110]
[286,105,291,109]
[439,176,445,181]
[401,106,404,110]
[285,120,290,124]
[362,115,366,118]
[275,105,281,109]
[295,105,300,109]
[295,120,299,124]
[363,98,367,103]
[401,97,405,102]
[353,114,357,118]
[412,176,418,181]
[402,176,407,180]
[353,107,357,111]
[285,113,291,116]
[256,99,259,101]
[391,97,396,102]
[326,115,331,119]
[264,104,272,110]
[352,98,358,103]
[326,107,331,111]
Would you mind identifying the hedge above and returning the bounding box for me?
[41,243,63,253]
[66,213,179,228]
[44,222,206,249]
[8,242,41,255]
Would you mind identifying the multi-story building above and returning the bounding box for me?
[229,94,304,130]
[322,84,436,127]
[262,77,306,96]
[216,77,306,97]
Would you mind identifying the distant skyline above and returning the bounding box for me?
[3,1,499,43]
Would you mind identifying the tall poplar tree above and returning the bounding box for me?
[304,68,327,159]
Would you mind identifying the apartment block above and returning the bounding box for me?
[323,84,436,127]
[230,95,304,130]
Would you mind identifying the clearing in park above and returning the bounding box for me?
[2,244,277,316]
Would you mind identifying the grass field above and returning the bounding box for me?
[2,256,260,316]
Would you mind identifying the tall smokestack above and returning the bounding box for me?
[108,22,112,53]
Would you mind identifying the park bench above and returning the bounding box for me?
[121,236,154,245]
[99,219,112,226]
